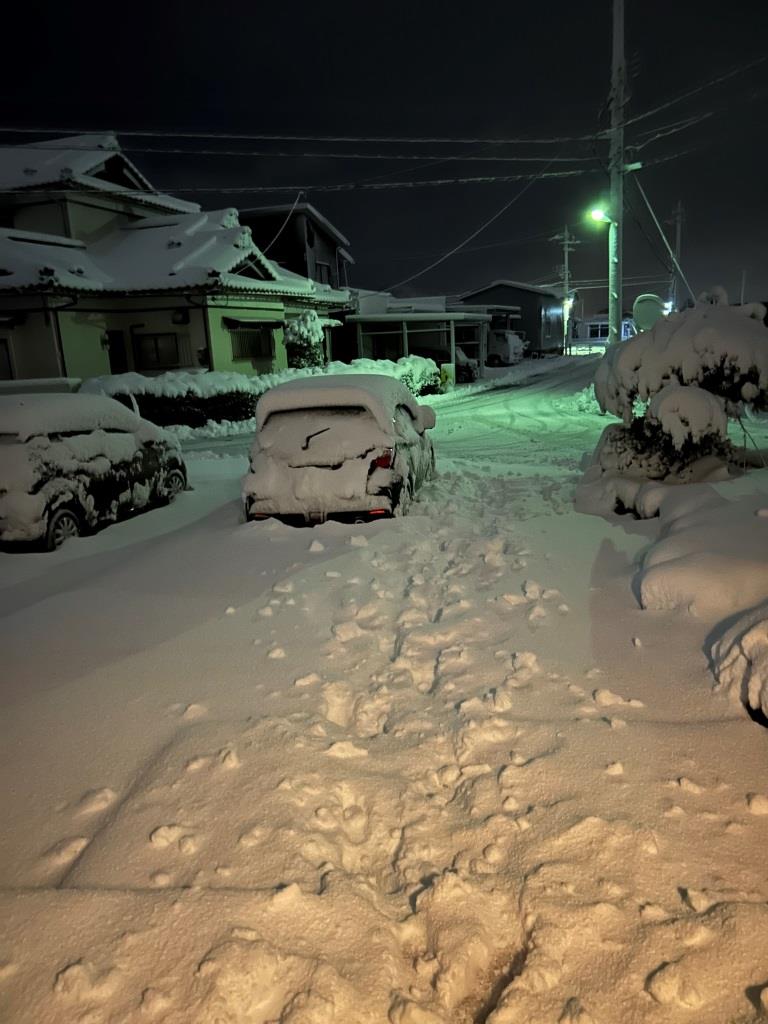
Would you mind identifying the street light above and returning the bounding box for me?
[590,207,614,225]
[587,204,621,345]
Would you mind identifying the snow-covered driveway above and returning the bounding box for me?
[2,359,768,1024]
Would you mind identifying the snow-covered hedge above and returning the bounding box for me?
[81,356,441,429]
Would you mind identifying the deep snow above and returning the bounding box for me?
[1,357,768,1024]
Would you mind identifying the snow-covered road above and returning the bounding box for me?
[2,358,768,1024]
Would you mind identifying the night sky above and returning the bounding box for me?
[5,0,767,312]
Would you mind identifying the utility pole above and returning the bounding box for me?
[608,0,625,346]
[550,225,580,353]
[667,200,684,310]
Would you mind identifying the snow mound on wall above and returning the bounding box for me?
[574,423,732,518]
[712,600,768,717]
[636,480,768,620]
[594,301,768,422]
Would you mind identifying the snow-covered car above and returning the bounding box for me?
[0,393,187,550]
[242,374,436,523]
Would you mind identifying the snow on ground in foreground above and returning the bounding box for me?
[2,358,768,1023]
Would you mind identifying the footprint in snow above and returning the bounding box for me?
[76,787,116,816]
[44,836,89,866]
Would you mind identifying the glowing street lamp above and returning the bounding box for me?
[589,207,614,225]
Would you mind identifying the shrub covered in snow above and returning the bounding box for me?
[284,310,326,369]
[82,356,441,430]
[582,293,768,515]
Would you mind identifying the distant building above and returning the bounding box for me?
[456,280,564,356]
[0,136,348,381]
[238,202,354,291]
[571,311,635,347]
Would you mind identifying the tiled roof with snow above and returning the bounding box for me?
[460,280,561,299]
[0,210,348,302]
[0,134,200,214]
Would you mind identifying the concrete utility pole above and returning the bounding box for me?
[550,225,580,353]
[668,200,684,310]
[608,0,625,346]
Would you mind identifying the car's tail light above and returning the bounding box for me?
[372,449,393,470]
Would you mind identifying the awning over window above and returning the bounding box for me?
[222,316,285,329]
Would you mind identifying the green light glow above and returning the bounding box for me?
[590,207,610,223]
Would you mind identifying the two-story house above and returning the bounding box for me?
[0,135,348,382]
[239,202,353,290]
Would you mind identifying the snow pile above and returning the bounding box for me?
[632,477,768,716]
[594,298,768,421]
[712,599,768,717]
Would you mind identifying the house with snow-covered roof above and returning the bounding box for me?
[456,280,564,357]
[0,135,349,383]
[238,202,354,290]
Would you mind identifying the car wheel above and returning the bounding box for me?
[162,468,186,502]
[45,507,81,550]
[486,353,502,367]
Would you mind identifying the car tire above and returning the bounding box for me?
[486,353,502,367]
[45,507,81,550]
[161,468,186,503]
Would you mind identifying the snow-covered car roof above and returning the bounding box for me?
[0,393,145,442]
[255,374,424,433]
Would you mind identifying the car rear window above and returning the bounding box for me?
[259,406,390,463]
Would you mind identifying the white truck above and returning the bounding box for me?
[486,331,525,367]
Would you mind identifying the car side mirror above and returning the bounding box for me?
[418,406,436,432]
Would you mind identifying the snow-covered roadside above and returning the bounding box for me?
[2,360,768,1023]
[165,357,582,443]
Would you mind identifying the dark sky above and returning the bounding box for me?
[6,0,768,311]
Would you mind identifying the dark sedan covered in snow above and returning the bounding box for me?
[0,393,187,549]
[242,374,436,524]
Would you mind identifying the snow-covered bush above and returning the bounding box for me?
[82,356,441,430]
[284,310,325,369]
[582,293,768,515]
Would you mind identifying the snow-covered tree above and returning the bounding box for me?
[581,292,768,514]
[284,310,326,369]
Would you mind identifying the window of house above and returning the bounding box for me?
[588,323,610,339]
[315,261,331,285]
[228,326,273,361]
[0,339,13,380]
[132,333,180,371]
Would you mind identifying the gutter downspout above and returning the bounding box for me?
[44,296,66,375]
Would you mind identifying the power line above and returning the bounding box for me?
[621,53,768,130]
[632,176,697,302]
[384,158,560,292]
[259,190,304,255]
[0,140,598,163]
[0,166,597,198]
[0,126,601,145]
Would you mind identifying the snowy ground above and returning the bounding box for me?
[2,358,768,1024]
